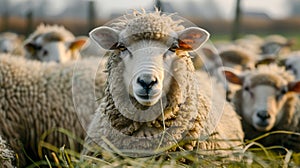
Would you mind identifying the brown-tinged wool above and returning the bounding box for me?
[0,54,106,166]
[0,135,15,168]
[82,11,243,157]
[233,65,300,150]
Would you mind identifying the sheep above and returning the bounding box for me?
[24,24,87,63]
[0,53,106,166]
[194,46,258,101]
[260,34,296,56]
[279,51,300,80]
[0,135,15,168]
[223,65,300,151]
[81,10,243,158]
[0,32,24,56]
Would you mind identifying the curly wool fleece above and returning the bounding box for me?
[0,54,106,166]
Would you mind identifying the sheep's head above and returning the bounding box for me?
[223,65,300,131]
[91,15,209,107]
[24,25,87,63]
[281,52,300,80]
[0,32,22,54]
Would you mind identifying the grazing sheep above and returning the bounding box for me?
[234,35,264,54]
[24,24,87,63]
[223,65,300,151]
[81,10,243,158]
[0,53,106,166]
[0,135,15,168]
[260,34,295,56]
[197,46,258,101]
[279,51,300,80]
[0,32,24,55]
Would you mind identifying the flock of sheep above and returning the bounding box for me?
[0,9,300,167]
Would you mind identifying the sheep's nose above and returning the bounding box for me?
[137,74,158,93]
[257,110,270,120]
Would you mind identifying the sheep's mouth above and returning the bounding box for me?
[254,120,272,131]
[134,91,162,106]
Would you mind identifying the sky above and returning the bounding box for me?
[93,0,291,19]
[4,0,292,19]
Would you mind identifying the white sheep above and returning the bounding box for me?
[81,10,243,158]
[0,53,106,166]
[223,65,300,151]
[0,135,15,168]
[24,24,87,63]
[0,32,24,55]
[260,34,295,56]
[280,51,300,80]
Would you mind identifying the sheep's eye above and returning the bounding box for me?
[280,87,287,95]
[286,64,292,70]
[116,43,127,52]
[118,46,127,52]
[169,42,179,52]
[244,86,250,92]
[42,50,48,56]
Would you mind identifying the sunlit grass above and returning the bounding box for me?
[20,129,300,167]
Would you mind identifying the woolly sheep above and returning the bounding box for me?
[260,34,295,56]
[0,32,24,56]
[0,135,15,168]
[195,46,259,101]
[24,24,87,63]
[0,53,106,166]
[223,65,300,151]
[81,10,243,158]
[280,51,300,80]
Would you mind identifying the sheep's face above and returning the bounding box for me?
[224,69,300,132]
[261,42,282,55]
[24,33,86,63]
[240,81,281,131]
[284,55,300,80]
[0,39,14,53]
[90,26,209,106]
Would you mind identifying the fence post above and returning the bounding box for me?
[88,0,96,31]
[2,0,10,31]
[2,11,9,31]
[231,0,242,40]
[26,10,34,36]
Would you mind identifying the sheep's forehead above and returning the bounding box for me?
[246,73,286,89]
[286,54,300,64]
[114,12,185,41]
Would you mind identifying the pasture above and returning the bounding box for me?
[1,1,300,168]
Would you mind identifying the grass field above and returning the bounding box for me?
[21,129,300,167]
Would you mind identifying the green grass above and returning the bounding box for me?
[22,129,300,168]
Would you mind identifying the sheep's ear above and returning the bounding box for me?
[288,81,300,93]
[221,67,244,85]
[89,26,119,50]
[177,27,210,51]
[68,36,88,51]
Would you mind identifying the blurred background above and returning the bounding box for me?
[0,0,300,42]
